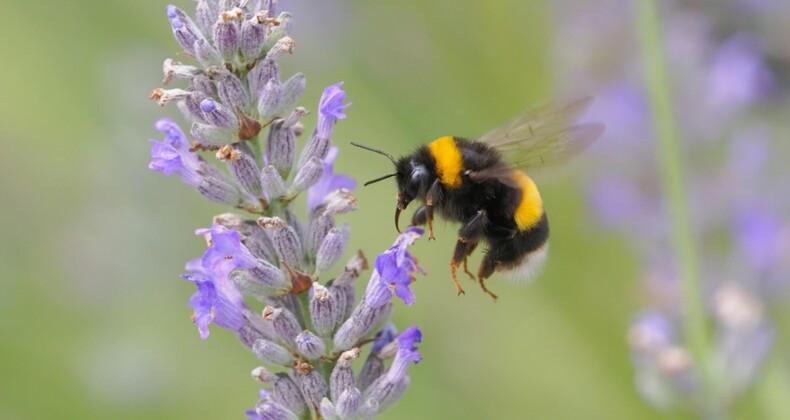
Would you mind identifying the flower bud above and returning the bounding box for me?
[315,227,347,274]
[295,330,325,359]
[217,145,263,197]
[166,5,205,56]
[296,132,329,172]
[214,70,250,112]
[319,398,338,420]
[310,283,336,337]
[214,8,244,62]
[358,354,384,391]
[330,348,360,401]
[291,157,323,192]
[263,0,277,16]
[277,72,306,115]
[191,122,236,147]
[272,374,308,417]
[258,217,303,269]
[252,338,293,365]
[263,306,301,347]
[306,213,334,258]
[258,79,283,120]
[330,283,355,326]
[193,38,223,67]
[251,366,278,383]
[255,400,299,420]
[200,98,239,130]
[281,106,308,128]
[336,388,362,418]
[197,175,244,207]
[150,88,190,106]
[266,122,296,177]
[230,261,288,297]
[237,309,276,348]
[265,35,295,61]
[241,11,268,61]
[195,0,219,37]
[162,59,200,85]
[295,360,328,410]
[248,58,280,103]
[262,12,293,53]
[333,302,393,351]
[182,91,209,123]
[261,165,287,198]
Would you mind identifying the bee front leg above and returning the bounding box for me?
[424,179,441,240]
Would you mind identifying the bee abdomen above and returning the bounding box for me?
[511,171,544,231]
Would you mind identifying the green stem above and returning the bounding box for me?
[637,0,712,408]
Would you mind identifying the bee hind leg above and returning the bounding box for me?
[477,252,499,301]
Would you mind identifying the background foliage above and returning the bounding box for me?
[0,1,785,419]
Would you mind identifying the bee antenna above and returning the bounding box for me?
[363,172,398,187]
[350,142,398,166]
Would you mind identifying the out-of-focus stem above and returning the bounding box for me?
[637,0,710,390]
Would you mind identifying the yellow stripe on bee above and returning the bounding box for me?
[428,136,463,188]
[512,171,543,231]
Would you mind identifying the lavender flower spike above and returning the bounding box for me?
[149,2,426,418]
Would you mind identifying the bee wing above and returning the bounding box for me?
[477,97,604,170]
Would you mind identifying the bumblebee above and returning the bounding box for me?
[352,98,603,299]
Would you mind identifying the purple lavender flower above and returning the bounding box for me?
[307,146,356,213]
[148,119,202,187]
[364,227,425,308]
[195,224,258,276]
[316,82,351,140]
[182,258,245,339]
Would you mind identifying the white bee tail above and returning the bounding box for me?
[500,244,549,284]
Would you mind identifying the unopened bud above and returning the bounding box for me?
[252,338,293,365]
[295,330,326,359]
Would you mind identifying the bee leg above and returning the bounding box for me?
[410,206,427,226]
[424,179,441,240]
[461,243,478,281]
[477,254,499,301]
[450,239,478,296]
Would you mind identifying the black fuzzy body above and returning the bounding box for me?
[394,137,549,279]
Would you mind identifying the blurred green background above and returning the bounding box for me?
[0,1,780,419]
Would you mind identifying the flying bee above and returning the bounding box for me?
[352,97,603,299]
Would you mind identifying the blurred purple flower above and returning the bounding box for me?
[365,227,425,308]
[307,146,356,213]
[708,35,774,112]
[734,207,787,272]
